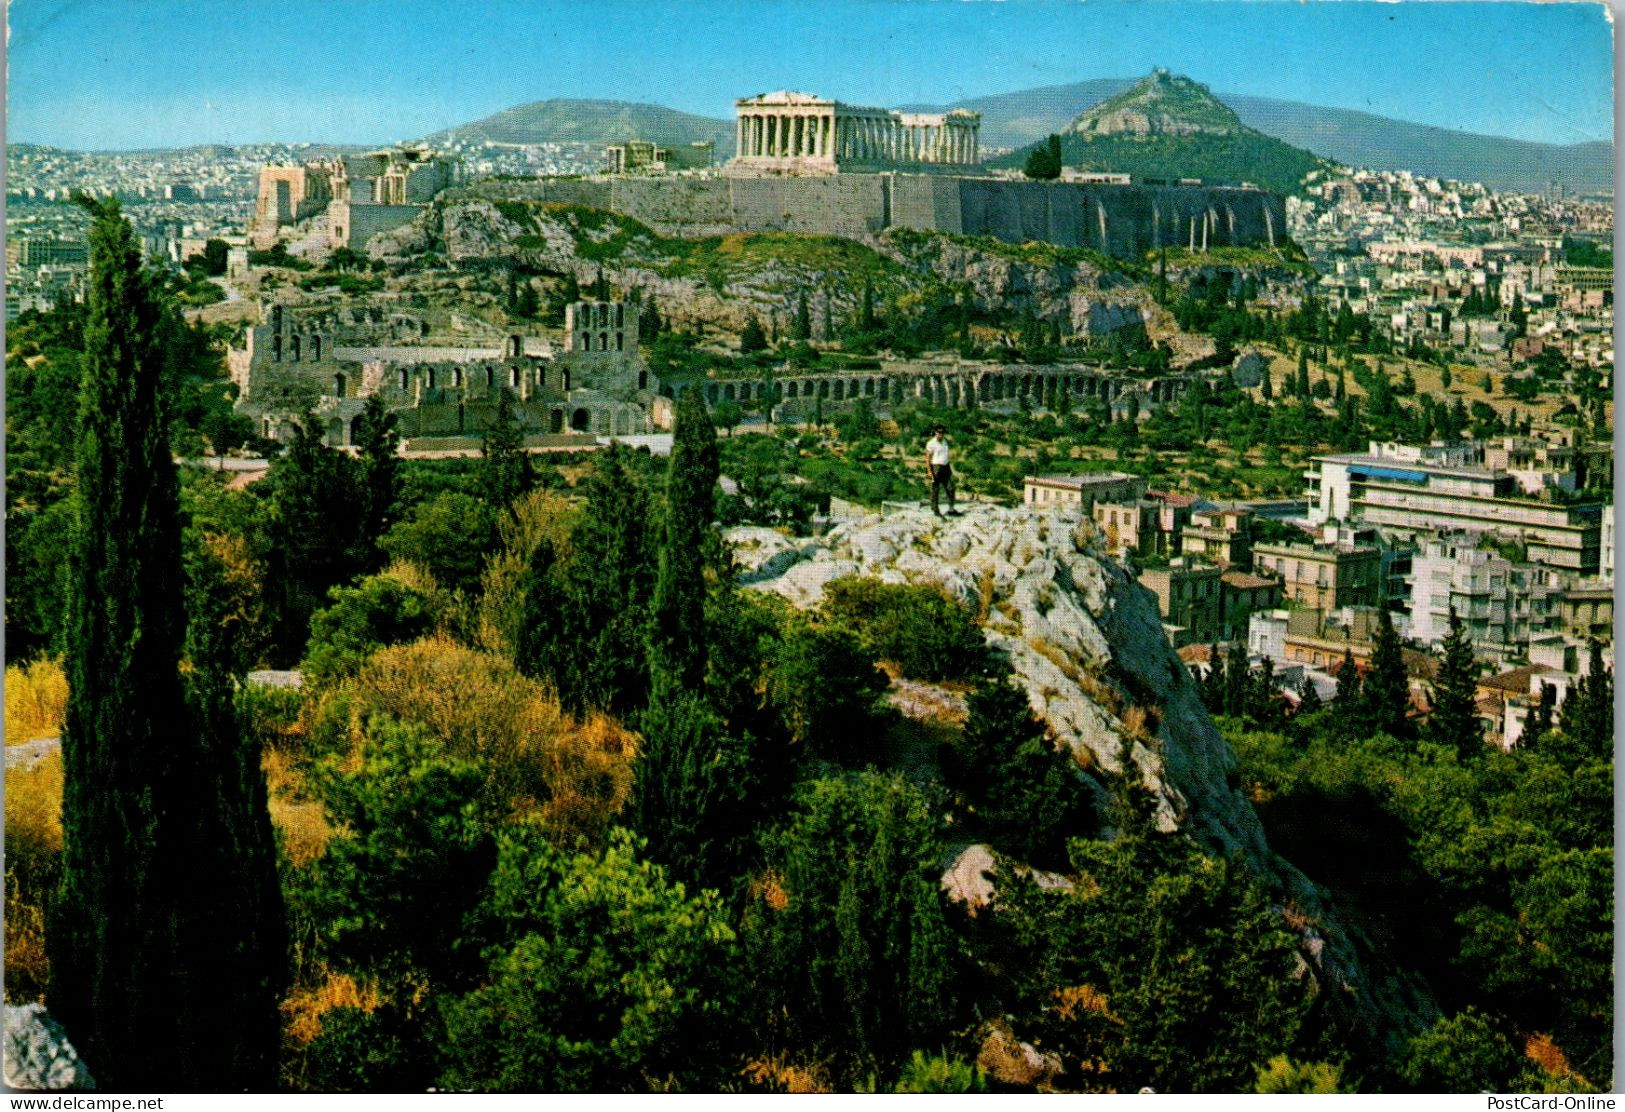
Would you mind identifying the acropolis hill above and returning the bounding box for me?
[468,88,1286,260]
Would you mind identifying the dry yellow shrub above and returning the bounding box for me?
[343,635,567,814]
[1052,984,1117,1022]
[263,746,331,868]
[741,1054,832,1094]
[5,658,68,744]
[4,752,64,1002]
[281,971,383,1045]
[538,711,637,849]
[1121,704,1159,744]
[1525,1033,1582,1083]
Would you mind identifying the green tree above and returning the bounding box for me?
[740,316,769,353]
[1024,134,1064,180]
[638,293,663,339]
[649,388,719,692]
[518,446,659,715]
[297,717,492,987]
[378,490,498,597]
[1428,608,1481,758]
[1558,638,1613,763]
[354,393,402,568]
[994,792,1312,1092]
[1362,607,1413,740]
[1400,1009,1530,1093]
[712,398,742,436]
[301,574,439,687]
[440,826,737,1092]
[952,671,1091,869]
[481,386,533,514]
[745,773,957,1085]
[265,418,366,663]
[51,197,283,1089]
[628,692,755,890]
[791,293,812,341]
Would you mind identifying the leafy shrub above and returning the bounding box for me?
[821,576,986,682]
[439,826,736,1091]
[302,575,439,688]
[893,1050,987,1093]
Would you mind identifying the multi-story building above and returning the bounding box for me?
[1180,507,1253,567]
[1093,500,1161,557]
[1252,539,1382,612]
[1138,559,1222,647]
[1307,441,1604,574]
[1218,570,1282,642]
[1407,535,1567,664]
[1024,472,1148,513]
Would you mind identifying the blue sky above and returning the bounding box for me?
[7,0,1615,150]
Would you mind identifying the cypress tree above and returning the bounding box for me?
[1363,607,1413,739]
[1428,608,1481,758]
[354,392,402,569]
[481,386,532,514]
[1295,349,1311,397]
[52,197,284,1089]
[1334,645,1362,707]
[1200,643,1226,712]
[638,293,663,339]
[791,293,812,341]
[1222,642,1249,718]
[265,418,365,663]
[649,389,719,692]
[1524,681,1556,749]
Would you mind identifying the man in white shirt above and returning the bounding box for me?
[924,425,956,516]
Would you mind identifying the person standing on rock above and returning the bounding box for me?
[925,424,957,517]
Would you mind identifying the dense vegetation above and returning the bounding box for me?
[1,201,1612,1094]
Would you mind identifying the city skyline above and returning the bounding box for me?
[7,0,1615,152]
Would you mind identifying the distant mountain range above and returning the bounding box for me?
[937,79,1611,195]
[426,99,737,153]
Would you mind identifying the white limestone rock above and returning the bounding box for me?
[3,1004,94,1091]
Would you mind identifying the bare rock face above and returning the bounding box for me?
[729,502,1426,1042]
[733,503,1258,848]
[3,1004,95,1091]
[878,230,1151,340]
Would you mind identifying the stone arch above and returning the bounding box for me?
[290,335,301,362]
[397,368,409,391]
[724,383,736,401]
[818,380,829,399]
[616,332,624,352]
[833,380,845,401]
[452,367,464,389]
[271,334,282,362]
[571,407,590,432]
[510,365,521,388]
[326,418,344,446]
[599,331,608,351]
[311,335,322,361]
[426,367,437,389]
[508,335,523,358]
[333,372,346,397]
[349,414,365,443]
[550,408,564,434]
[484,365,495,387]
[560,367,571,391]
[864,377,875,396]
[638,370,648,390]
[786,381,799,399]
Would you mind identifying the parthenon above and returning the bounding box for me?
[732,91,980,174]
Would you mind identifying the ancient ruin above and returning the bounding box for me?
[731,91,980,175]
[227,299,663,448]
[250,144,459,252]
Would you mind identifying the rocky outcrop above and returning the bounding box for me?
[3,1004,94,1090]
[877,230,1150,341]
[728,502,1430,1044]
[380,195,1155,342]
